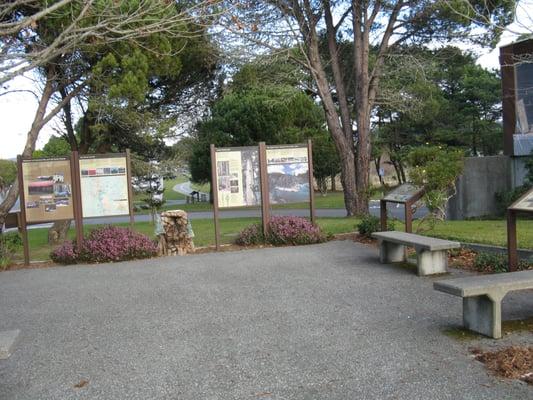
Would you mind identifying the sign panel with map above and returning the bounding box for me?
[215,147,260,208]
[266,145,310,204]
[79,154,130,217]
[383,183,423,203]
[509,187,533,212]
[21,158,74,223]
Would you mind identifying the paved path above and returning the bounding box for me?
[173,181,208,198]
[0,241,531,399]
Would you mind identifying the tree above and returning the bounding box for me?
[189,84,328,183]
[224,1,514,215]
[0,0,220,226]
[0,160,17,195]
[33,136,70,158]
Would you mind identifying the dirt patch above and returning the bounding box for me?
[471,346,533,385]
[2,260,58,271]
[448,248,478,271]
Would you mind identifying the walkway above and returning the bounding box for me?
[0,241,531,399]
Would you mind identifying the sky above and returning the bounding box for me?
[0,3,531,160]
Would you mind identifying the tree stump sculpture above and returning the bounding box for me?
[156,210,195,256]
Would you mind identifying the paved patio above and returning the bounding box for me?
[0,240,531,399]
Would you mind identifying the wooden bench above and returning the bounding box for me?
[371,231,460,276]
[434,270,533,338]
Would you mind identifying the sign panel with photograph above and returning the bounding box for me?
[215,147,261,208]
[266,145,310,204]
[79,155,130,217]
[21,158,74,222]
[383,183,423,203]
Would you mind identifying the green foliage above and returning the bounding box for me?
[33,136,71,158]
[356,214,395,238]
[0,232,22,269]
[189,85,327,183]
[408,146,464,229]
[473,252,508,273]
[375,46,503,175]
[0,159,17,190]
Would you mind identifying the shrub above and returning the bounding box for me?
[473,252,508,273]
[473,251,533,273]
[357,214,395,238]
[51,226,157,264]
[235,223,264,246]
[50,240,79,265]
[0,232,22,269]
[267,216,326,245]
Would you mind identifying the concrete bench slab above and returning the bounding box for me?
[434,270,533,338]
[0,329,20,359]
[371,231,460,276]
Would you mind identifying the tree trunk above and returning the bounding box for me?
[48,220,71,245]
[330,174,336,191]
[0,65,56,226]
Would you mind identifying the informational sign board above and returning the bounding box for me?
[210,141,315,250]
[266,145,310,204]
[215,147,261,208]
[509,188,533,212]
[21,158,74,223]
[380,183,424,233]
[79,154,130,218]
[383,183,423,203]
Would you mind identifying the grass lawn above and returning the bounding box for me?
[11,216,533,264]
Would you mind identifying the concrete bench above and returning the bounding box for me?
[434,270,533,338]
[371,231,460,276]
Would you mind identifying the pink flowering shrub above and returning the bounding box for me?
[235,223,264,246]
[51,226,157,264]
[50,239,79,264]
[267,216,326,245]
[235,216,326,247]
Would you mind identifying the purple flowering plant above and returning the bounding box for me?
[235,216,326,247]
[51,226,157,264]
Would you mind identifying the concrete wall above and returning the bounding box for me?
[447,155,511,220]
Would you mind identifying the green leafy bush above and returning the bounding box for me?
[407,146,464,230]
[473,252,508,273]
[473,252,533,273]
[356,214,395,238]
[0,232,22,269]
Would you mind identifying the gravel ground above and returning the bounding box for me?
[0,240,531,399]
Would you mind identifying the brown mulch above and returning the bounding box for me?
[471,346,533,385]
[448,248,478,270]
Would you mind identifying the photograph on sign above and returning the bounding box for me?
[510,188,533,211]
[79,156,130,217]
[216,148,260,208]
[266,146,309,204]
[383,183,422,203]
[22,159,74,222]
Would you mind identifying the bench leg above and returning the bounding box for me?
[463,294,504,339]
[416,249,447,276]
[379,241,406,263]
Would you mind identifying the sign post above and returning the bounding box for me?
[16,156,30,266]
[307,139,316,223]
[210,144,221,250]
[258,142,270,237]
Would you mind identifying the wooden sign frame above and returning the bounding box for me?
[380,184,425,233]
[210,140,315,250]
[16,149,134,265]
[507,187,533,271]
